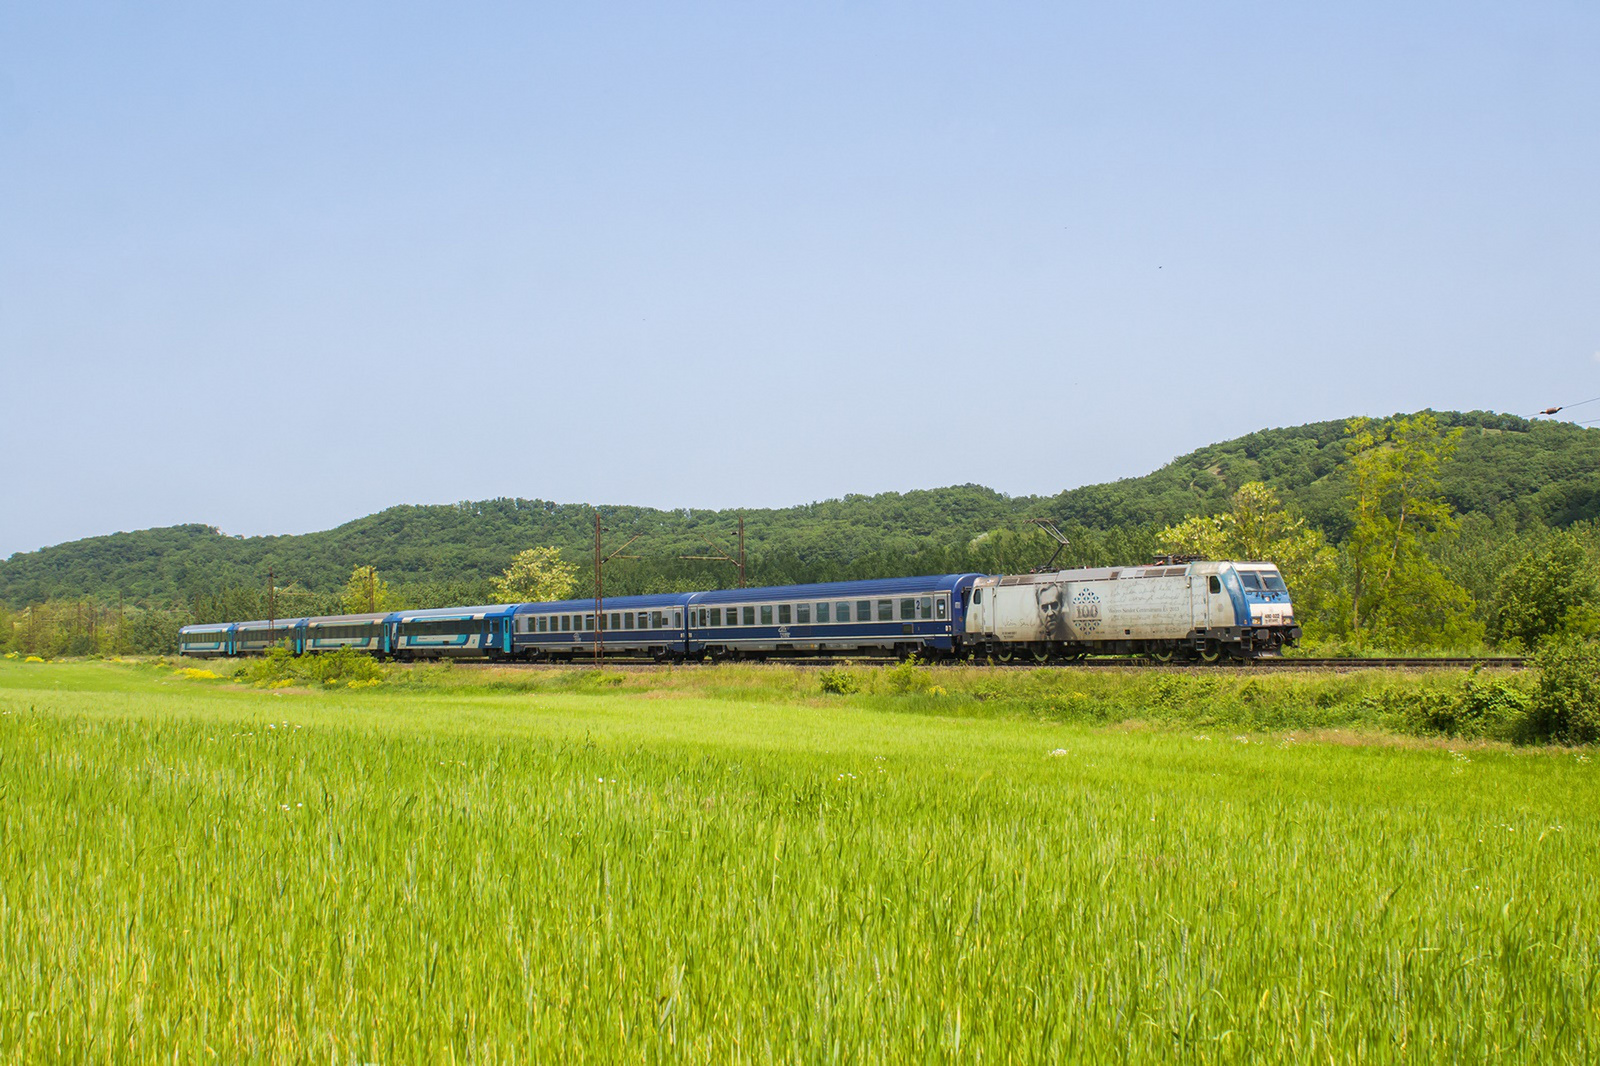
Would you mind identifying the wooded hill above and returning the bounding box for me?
[3,410,1595,609]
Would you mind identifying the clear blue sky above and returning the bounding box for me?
[2,2,1596,557]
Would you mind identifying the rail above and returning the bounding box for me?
[451,656,1527,671]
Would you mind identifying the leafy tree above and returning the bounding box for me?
[123,608,184,654]
[490,547,578,603]
[1489,532,1599,649]
[340,565,395,615]
[1158,482,1339,628]
[1529,637,1600,744]
[1342,414,1479,649]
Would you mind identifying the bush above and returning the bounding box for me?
[1365,673,1534,741]
[881,660,932,695]
[237,646,383,689]
[818,668,860,695]
[1529,639,1600,745]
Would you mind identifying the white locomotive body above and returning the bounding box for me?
[962,560,1299,662]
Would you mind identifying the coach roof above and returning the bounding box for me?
[688,574,979,605]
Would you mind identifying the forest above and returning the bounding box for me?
[3,409,1597,655]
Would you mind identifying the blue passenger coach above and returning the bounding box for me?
[512,594,693,660]
[232,618,305,655]
[179,623,234,657]
[303,613,391,655]
[390,604,520,659]
[686,574,982,659]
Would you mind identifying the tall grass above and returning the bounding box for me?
[0,659,1595,1061]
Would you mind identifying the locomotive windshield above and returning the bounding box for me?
[1238,569,1289,600]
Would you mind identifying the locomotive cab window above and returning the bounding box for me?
[1208,576,1222,594]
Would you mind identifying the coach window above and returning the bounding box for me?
[816,603,829,623]
[900,598,915,619]
[878,600,893,622]
[619,612,630,629]
[778,604,791,624]
[858,600,873,622]
[836,602,850,623]
[538,617,548,633]
[708,608,720,626]
[584,615,594,630]
[645,611,658,628]
[559,615,569,631]
[673,612,682,627]
[919,597,933,619]
[796,604,810,624]
[742,606,755,626]
[936,597,947,620]
[760,605,773,625]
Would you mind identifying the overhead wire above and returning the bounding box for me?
[1535,394,1600,417]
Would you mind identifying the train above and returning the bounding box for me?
[179,559,1300,663]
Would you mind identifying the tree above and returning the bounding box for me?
[1158,482,1338,626]
[1489,532,1599,649]
[340,566,394,615]
[1342,414,1479,649]
[490,547,578,603]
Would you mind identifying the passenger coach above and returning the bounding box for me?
[513,593,692,660]
[390,604,520,660]
[686,574,981,659]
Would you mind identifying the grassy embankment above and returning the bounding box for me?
[1,658,1595,1062]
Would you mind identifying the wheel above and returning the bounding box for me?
[1199,643,1222,664]
[1152,646,1174,664]
[995,646,1015,663]
[1031,646,1051,664]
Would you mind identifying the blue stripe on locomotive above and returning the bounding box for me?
[1218,567,1250,628]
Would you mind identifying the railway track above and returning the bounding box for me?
[452,656,1527,672]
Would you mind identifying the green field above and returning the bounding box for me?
[1,660,1596,1062]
